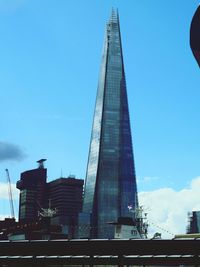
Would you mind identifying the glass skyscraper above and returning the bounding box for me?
[81,9,138,239]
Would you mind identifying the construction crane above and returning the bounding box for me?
[5,169,15,219]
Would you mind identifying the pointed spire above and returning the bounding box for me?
[109,7,118,23]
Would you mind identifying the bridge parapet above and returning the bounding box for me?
[0,238,200,266]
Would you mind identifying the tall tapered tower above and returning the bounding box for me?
[81,10,138,238]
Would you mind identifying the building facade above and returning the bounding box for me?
[48,177,84,237]
[17,160,47,222]
[17,161,84,238]
[187,211,200,233]
[81,10,138,238]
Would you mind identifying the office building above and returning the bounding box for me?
[48,177,84,237]
[17,161,84,238]
[80,10,138,238]
[17,159,47,222]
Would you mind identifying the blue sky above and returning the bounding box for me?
[0,0,200,236]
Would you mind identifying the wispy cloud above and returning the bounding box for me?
[138,176,160,184]
[0,0,27,13]
[0,183,18,200]
[139,177,200,238]
[0,141,26,162]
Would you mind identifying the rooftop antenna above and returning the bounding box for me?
[38,199,57,218]
[37,159,47,169]
[128,205,148,238]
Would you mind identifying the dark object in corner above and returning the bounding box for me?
[190,5,200,67]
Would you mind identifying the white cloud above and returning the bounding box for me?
[0,214,10,220]
[139,177,200,239]
[0,183,19,200]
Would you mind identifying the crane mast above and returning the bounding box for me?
[5,169,15,219]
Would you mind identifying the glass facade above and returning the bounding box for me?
[83,10,138,238]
